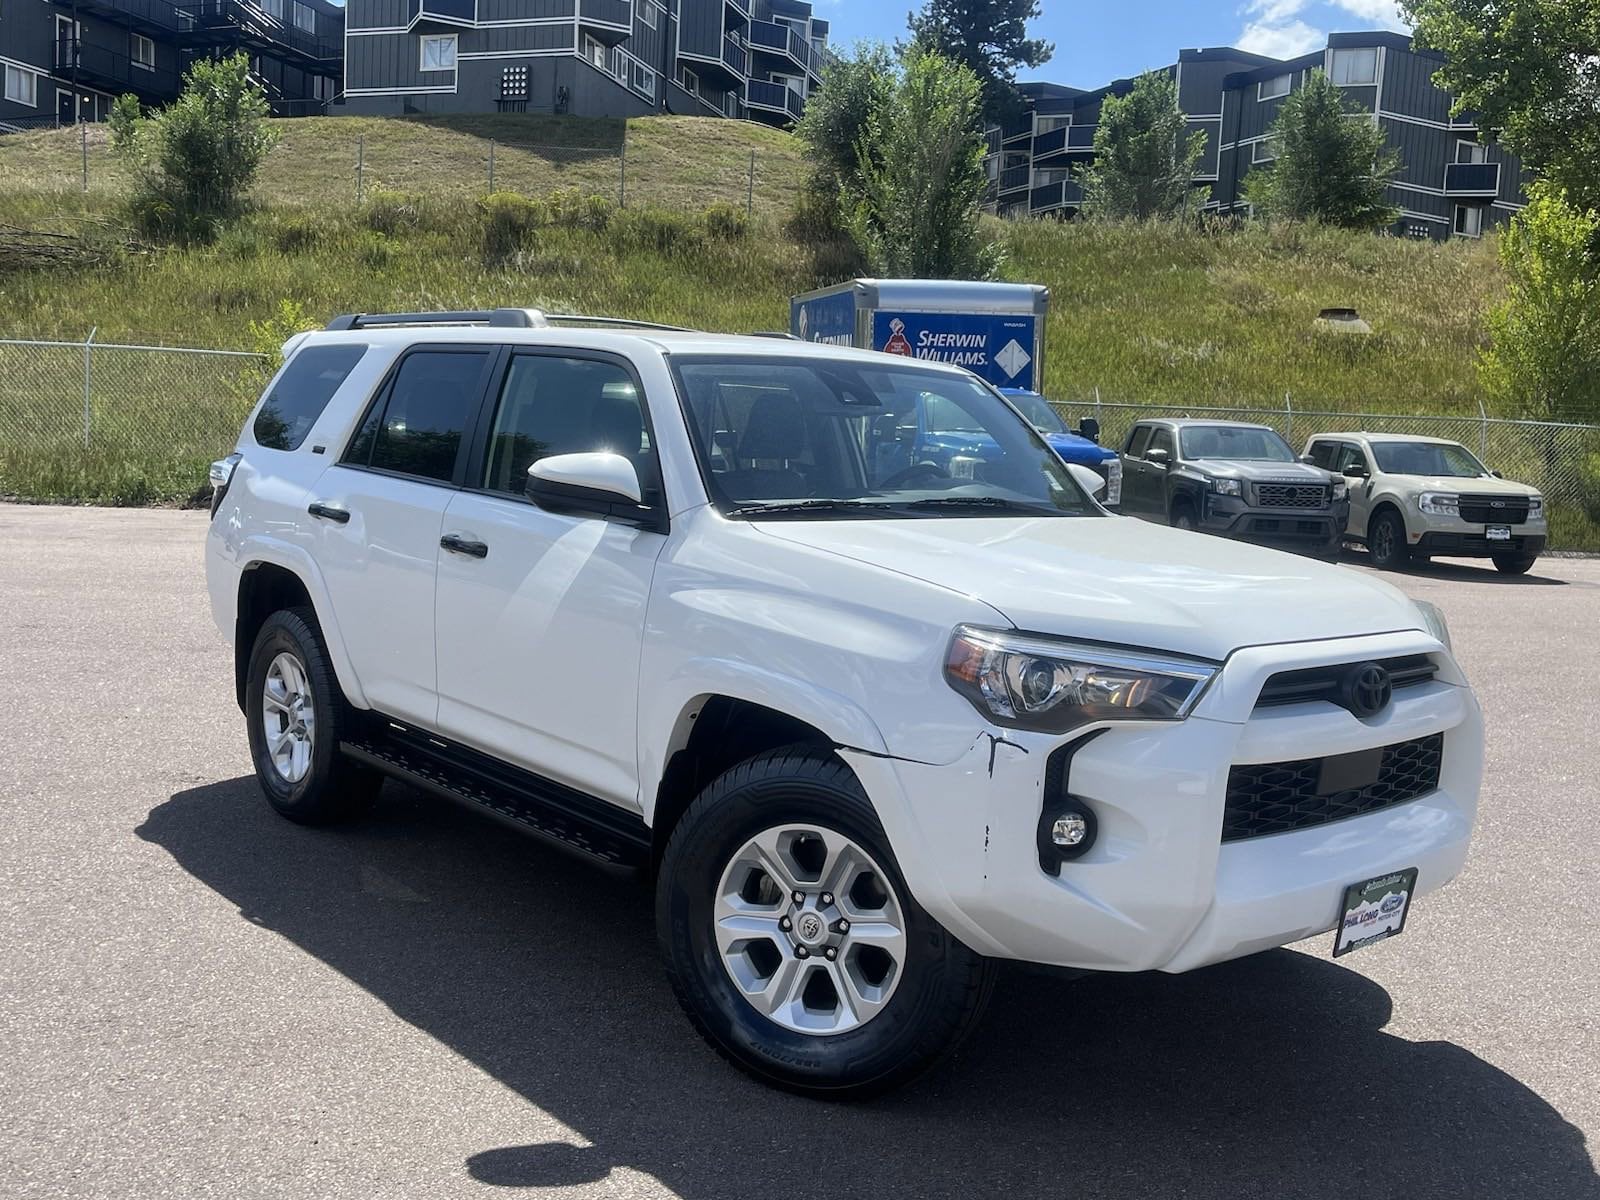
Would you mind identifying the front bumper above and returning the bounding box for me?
[843,630,1482,973]
[1199,495,1348,549]
[1416,530,1546,559]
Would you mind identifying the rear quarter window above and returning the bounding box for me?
[253,344,369,451]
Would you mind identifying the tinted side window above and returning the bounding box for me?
[1307,441,1336,469]
[253,344,368,451]
[360,350,491,483]
[1149,428,1177,459]
[1126,425,1153,457]
[1336,443,1368,473]
[481,354,658,499]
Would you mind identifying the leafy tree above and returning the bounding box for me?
[842,50,1000,279]
[904,0,1053,125]
[1243,70,1401,230]
[1077,71,1210,221]
[109,53,278,242]
[794,45,896,194]
[1402,0,1600,214]
[1480,184,1600,426]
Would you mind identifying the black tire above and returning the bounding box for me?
[1171,502,1198,532]
[244,607,381,825]
[1367,509,1410,570]
[1492,553,1538,576]
[656,745,994,1098]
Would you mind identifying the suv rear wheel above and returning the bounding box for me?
[656,746,994,1097]
[245,608,381,825]
[1492,552,1538,576]
[1368,509,1410,570]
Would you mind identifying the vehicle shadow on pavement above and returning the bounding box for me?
[138,779,1600,1200]
[1340,549,1570,586]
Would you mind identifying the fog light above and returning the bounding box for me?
[1051,813,1088,847]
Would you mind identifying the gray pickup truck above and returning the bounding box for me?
[1120,419,1350,557]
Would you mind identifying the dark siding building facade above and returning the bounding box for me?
[0,0,343,126]
[340,0,830,125]
[989,32,1528,241]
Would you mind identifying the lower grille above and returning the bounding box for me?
[1255,483,1329,509]
[1458,495,1530,525]
[1221,733,1444,842]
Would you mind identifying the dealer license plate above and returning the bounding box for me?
[1486,525,1512,541]
[1333,868,1419,958]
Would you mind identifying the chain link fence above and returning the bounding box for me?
[1049,396,1600,551]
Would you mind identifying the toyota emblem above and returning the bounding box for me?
[1342,662,1393,718]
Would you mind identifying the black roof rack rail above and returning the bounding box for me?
[325,308,549,331]
[541,314,694,332]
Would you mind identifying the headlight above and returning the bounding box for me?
[1417,492,1459,517]
[944,626,1219,733]
[1414,600,1452,651]
[1529,496,1544,518]
[1105,459,1123,507]
[1332,482,1349,502]
[1209,477,1242,497]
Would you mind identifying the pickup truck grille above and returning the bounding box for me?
[1221,733,1444,842]
[1254,483,1329,509]
[1458,495,1530,525]
[1254,654,1438,712]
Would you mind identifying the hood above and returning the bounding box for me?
[751,515,1423,661]
[1190,460,1334,483]
[1045,432,1117,464]
[1393,476,1543,498]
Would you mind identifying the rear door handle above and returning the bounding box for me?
[307,501,350,524]
[440,534,489,559]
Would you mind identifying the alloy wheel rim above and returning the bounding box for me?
[262,651,315,784]
[1375,521,1394,558]
[713,824,907,1036]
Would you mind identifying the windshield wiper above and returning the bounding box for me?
[728,499,893,519]
[892,496,1066,515]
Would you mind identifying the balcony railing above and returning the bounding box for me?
[409,0,475,27]
[577,0,632,32]
[747,78,804,122]
[174,0,341,64]
[721,34,747,77]
[1067,124,1097,151]
[748,19,818,78]
[1443,161,1501,198]
[55,37,179,96]
[1030,179,1081,212]
[72,0,185,34]
[1033,126,1067,157]
[999,164,1030,193]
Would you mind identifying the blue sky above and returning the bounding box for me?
[814,1,1409,84]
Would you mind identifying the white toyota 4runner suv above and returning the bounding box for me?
[206,310,1483,1097]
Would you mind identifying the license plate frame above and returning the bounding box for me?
[1333,868,1419,958]
[1485,525,1513,542]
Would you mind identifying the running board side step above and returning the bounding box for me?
[341,721,651,873]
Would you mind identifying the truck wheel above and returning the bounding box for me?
[1172,502,1197,532]
[1492,553,1538,576]
[245,608,381,825]
[656,746,994,1097]
[1367,510,1410,570]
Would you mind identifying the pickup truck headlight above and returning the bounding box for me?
[1332,482,1349,502]
[1417,492,1459,517]
[1209,477,1242,497]
[1413,599,1452,652]
[1529,496,1544,518]
[944,626,1220,733]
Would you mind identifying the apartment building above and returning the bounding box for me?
[987,32,1529,240]
[0,0,343,126]
[341,0,832,125]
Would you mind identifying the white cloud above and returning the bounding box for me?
[1329,0,1410,31]
[1238,17,1327,57]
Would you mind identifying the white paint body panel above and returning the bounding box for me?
[206,326,1485,974]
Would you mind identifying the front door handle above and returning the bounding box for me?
[440,534,489,559]
[307,501,350,524]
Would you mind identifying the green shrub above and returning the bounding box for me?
[479,191,542,262]
[354,230,393,270]
[1579,452,1600,525]
[269,212,323,254]
[612,207,702,255]
[703,202,749,241]
[362,190,431,236]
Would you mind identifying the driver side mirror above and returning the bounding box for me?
[1068,462,1107,500]
[1342,463,1369,480]
[1146,447,1171,468]
[528,452,662,530]
[1077,417,1101,444]
[1297,454,1316,465]
[1491,469,1504,479]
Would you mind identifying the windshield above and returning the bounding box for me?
[671,357,1099,519]
[1180,425,1296,462]
[1371,440,1488,478]
[1005,393,1068,435]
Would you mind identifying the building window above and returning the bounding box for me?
[582,34,606,70]
[1330,47,1378,86]
[1034,114,1070,134]
[262,0,285,21]
[1258,73,1290,101]
[419,34,457,71]
[131,33,155,70]
[293,2,315,33]
[1034,167,1071,186]
[1454,205,1483,238]
[680,66,698,96]
[640,1,657,29]
[724,91,740,117]
[633,63,656,100]
[1252,136,1282,163]
[609,46,626,80]
[4,64,38,107]
[1457,139,1487,165]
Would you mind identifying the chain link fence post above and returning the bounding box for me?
[81,328,97,448]
[356,135,365,203]
[487,138,495,194]
[1285,391,1294,446]
[618,128,627,209]
[747,149,756,217]
[1478,398,1489,460]
[81,123,89,195]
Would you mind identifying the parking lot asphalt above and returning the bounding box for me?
[1,504,1596,1200]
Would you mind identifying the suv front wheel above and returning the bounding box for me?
[1368,509,1410,570]
[656,746,994,1097]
